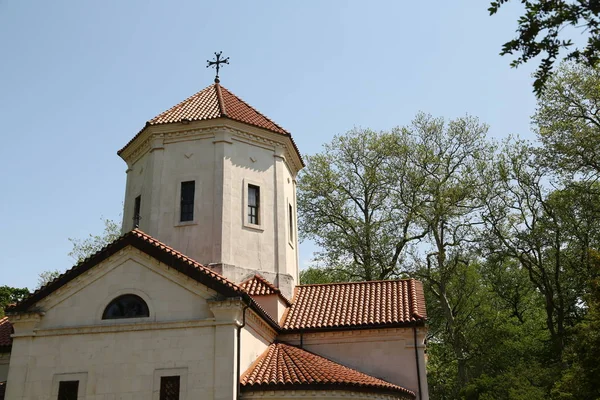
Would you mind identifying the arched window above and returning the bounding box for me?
[102,294,149,319]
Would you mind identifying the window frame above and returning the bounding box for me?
[174,177,199,227]
[179,181,196,222]
[288,202,294,246]
[52,373,87,399]
[153,368,187,400]
[242,179,264,231]
[102,294,150,320]
[133,195,142,228]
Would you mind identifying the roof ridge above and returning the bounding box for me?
[297,278,415,287]
[218,85,288,135]
[214,83,228,117]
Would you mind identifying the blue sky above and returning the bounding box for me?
[0,1,537,289]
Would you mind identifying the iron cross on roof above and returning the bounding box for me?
[207,51,229,83]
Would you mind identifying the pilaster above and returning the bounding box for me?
[213,130,233,264]
[147,135,165,235]
[273,146,287,284]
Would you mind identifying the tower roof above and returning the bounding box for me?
[118,83,302,160]
[149,83,289,135]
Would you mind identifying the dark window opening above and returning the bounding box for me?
[133,195,141,228]
[180,181,195,222]
[160,376,180,400]
[289,204,294,242]
[248,185,260,225]
[102,294,149,319]
[58,381,79,400]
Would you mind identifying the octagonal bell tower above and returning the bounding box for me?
[117,82,303,298]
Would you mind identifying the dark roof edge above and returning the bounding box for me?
[280,320,426,334]
[5,230,280,333]
[240,383,415,399]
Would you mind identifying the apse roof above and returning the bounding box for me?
[241,342,415,399]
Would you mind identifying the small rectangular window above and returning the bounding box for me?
[180,181,195,222]
[289,204,294,242]
[58,381,79,400]
[248,184,260,225]
[133,195,141,228]
[160,376,180,400]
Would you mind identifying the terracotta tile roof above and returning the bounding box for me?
[5,230,279,330]
[281,279,426,332]
[241,274,281,296]
[0,317,12,349]
[118,83,306,167]
[241,342,415,399]
[240,274,292,307]
[147,83,288,135]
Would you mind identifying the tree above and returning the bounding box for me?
[490,1,600,95]
[37,270,61,289]
[297,128,427,281]
[482,140,600,358]
[68,217,121,263]
[533,62,600,179]
[0,286,30,317]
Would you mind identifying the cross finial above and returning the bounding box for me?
[207,51,229,83]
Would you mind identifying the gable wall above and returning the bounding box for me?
[5,247,241,400]
[278,327,428,399]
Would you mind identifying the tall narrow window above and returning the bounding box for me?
[58,381,79,400]
[133,195,141,228]
[180,181,195,222]
[248,184,260,225]
[160,376,180,400]
[289,204,294,242]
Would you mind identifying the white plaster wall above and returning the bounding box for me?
[279,328,428,400]
[37,251,214,329]
[5,247,242,400]
[7,325,217,399]
[120,121,301,298]
[240,311,275,373]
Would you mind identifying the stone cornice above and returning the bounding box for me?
[277,327,427,346]
[119,120,303,175]
[246,308,277,341]
[11,318,224,339]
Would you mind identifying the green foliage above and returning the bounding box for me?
[534,62,600,178]
[68,218,122,263]
[490,1,600,95]
[0,286,30,317]
[299,266,348,284]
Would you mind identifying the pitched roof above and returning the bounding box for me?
[281,279,426,332]
[241,274,282,296]
[240,274,292,307]
[5,230,279,330]
[117,83,306,165]
[0,317,12,350]
[241,342,415,399]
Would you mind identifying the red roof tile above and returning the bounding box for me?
[0,318,12,349]
[281,279,426,331]
[241,342,415,398]
[148,84,289,135]
[118,83,309,165]
[6,230,279,330]
[241,274,291,306]
[241,274,282,296]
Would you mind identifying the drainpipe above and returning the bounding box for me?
[413,324,423,400]
[237,304,250,400]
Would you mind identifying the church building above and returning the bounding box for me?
[1,68,429,399]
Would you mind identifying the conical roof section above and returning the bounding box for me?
[119,83,303,167]
[151,83,288,133]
